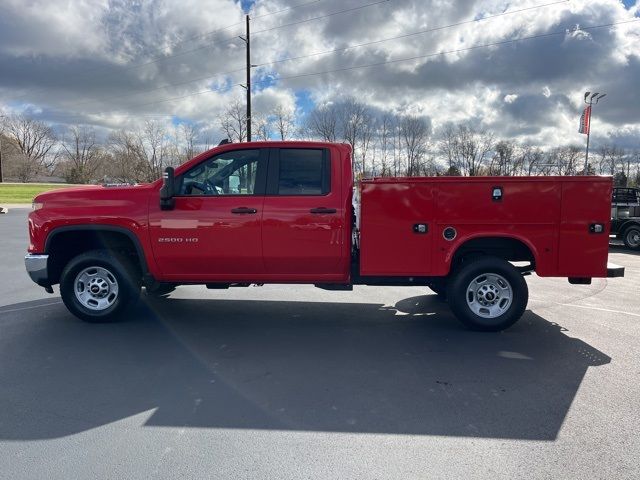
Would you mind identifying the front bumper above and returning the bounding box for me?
[25,254,50,287]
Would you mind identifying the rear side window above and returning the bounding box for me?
[277,149,330,195]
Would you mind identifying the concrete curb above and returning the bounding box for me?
[1,204,31,209]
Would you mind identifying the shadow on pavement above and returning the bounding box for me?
[0,295,610,441]
[609,243,640,256]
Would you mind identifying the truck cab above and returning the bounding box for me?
[25,141,624,331]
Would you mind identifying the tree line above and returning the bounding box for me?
[1,98,638,186]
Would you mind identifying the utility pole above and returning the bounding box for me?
[238,16,252,142]
[245,15,252,142]
[581,91,606,174]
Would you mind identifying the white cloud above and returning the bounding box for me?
[0,0,638,150]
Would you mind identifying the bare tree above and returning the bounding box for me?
[399,115,430,176]
[60,126,101,183]
[106,130,148,183]
[219,98,247,142]
[378,114,394,176]
[306,103,339,142]
[253,114,270,141]
[272,105,295,140]
[597,145,625,177]
[181,123,198,160]
[548,146,581,176]
[490,140,516,176]
[139,121,168,181]
[440,124,493,176]
[340,99,370,176]
[1,114,57,180]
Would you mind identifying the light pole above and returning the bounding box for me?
[581,91,606,175]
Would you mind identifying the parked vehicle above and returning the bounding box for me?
[25,141,624,331]
[611,187,640,250]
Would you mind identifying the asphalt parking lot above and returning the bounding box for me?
[1,207,639,479]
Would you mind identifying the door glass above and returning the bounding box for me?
[278,149,326,195]
[179,149,260,196]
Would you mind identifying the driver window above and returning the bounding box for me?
[178,149,260,196]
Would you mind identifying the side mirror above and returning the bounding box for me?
[160,166,176,210]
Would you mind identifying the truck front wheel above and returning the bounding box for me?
[623,226,640,250]
[446,257,528,331]
[59,250,140,323]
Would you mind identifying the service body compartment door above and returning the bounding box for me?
[558,178,612,277]
[359,181,434,276]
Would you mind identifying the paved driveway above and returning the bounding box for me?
[1,207,639,479]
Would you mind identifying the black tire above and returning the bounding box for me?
[446,256,528,332]
[59,249,140,323]
[623,225,640,250]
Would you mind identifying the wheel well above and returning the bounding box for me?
[623,222,640,232]
[451,237,535,272]
[46,229,144,285]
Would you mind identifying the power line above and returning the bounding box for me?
[172,0,328,45]
[80,18,637,115]
[253,0,327,20]
[46,0,394,110]
[251,0,392,36]
[5,0,332,103]
[80,0,362,75]
[271,19,640,83]
[59,0,558,110]
[253,0,569,68]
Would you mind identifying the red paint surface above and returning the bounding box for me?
[361,176,612,277]
[28,141,613,283]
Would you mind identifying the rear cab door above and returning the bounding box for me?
[261,145,351,282]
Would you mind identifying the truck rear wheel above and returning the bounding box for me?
[446,256,528,331]
[623,226,640,250]
[59,250,140,323]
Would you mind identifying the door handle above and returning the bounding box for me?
[231,207,257,214]
[310,207,337,214]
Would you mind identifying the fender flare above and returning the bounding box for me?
[446,233,539,273]
[44,225,149,274]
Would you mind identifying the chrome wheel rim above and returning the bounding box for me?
[74,266,119,311]
[627,229,640,248]
[466,273,513,319]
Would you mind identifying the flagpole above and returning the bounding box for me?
[585,118,591,175]
[581,92,606,175]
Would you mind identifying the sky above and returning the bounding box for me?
[0,0,639,151]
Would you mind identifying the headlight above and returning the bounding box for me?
[32,202,44,211]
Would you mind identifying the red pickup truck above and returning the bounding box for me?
[25,141,624,331]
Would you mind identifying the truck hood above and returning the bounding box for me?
[34,183,154,206]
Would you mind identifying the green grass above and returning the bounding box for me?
[0,183,72,204]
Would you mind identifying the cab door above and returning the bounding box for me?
[261,147,346,280]
[148,148,268,281]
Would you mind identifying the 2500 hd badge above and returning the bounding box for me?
[157,237,199,243]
